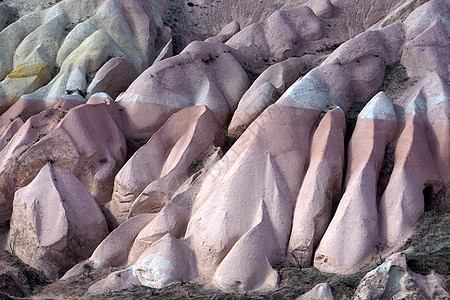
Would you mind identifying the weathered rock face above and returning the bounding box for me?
[354,252,449,299]
[297,282,334,300]
[0,0,171,145]
[314,92,398,275]
[0,97,126,223]
[7,164,108,280]
[225,6,325,71]
[288,107,346,268]
[117,41,249,139]
[87,56,137,100]
[109,105,224,225]
[0,0,448,298]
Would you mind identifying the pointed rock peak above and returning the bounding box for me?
[87,92,114,104]
[297,282,333,300]
[358,92,396,121]
[327,106,345,119]
[306,0,334,19]
[325,56,342,66]
[405,89,427,115]
[319,106,346,131]
[132,233,196,289]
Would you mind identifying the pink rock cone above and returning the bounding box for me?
[126,147,223,265]
[297,282,334,300]
[212,201,280,292]
[287,107,346,267]
[314,92,398,274]
[378,93,441,248]
[0,97,84,221]
[132,233,197,288]
[0,100,126,223]
[109,105,224,225]
[7,164,108,279]
[183,60,353,290]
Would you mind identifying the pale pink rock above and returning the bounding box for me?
[373,0,430,29]
[205,21,240,43]
[421,73,450,188]
[0,101,126,223]
[403,0,449,41]
[212,201,280,292]
[287,107,346,268]
[306,0,334,18]
[182,61,353,290]
[126,147,223,265]
[378,94,442,248]
[297,283,333,300]
[323,23,405,101]
[109,105,224,225]
[226,6,324,70]
[185,105,318,286]
[89,233,196,293]
[402,20,450,81]
[0,92,85,152]
[61,213,155,281]
[354,252,449,299]
[87,267,140,295]
[0,95,58,141]
[228,56,311,137]
[314,92,398,274]
[132,234,197,288]
[0,101,83,221]
[152,26,173,65]
[87,56,137,99]
[7,164,108,279]
[117,42,249,139]
[0,117,23,152]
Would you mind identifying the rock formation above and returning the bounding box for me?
[354,252,449,299]
[314,92,398,275]
[0,0,448,298]
[7,164,108,279]
[109,105,224,226]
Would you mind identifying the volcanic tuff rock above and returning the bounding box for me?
[109,105,224,226]
[0,0,448,298]
[7,164,108,280]
[296,282,334,300]
[354,252,449,299]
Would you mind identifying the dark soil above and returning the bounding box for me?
[0,250,48,298]
[400,210,450,280]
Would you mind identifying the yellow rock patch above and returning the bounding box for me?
[6,62,52,83]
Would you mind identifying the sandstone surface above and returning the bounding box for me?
[0,0,448,298]
[7,164,108,279]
